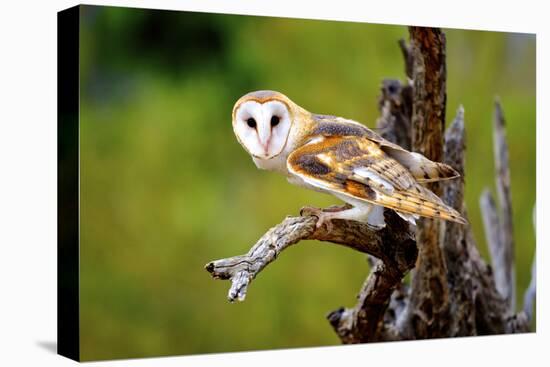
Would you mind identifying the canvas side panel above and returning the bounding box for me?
[57,5,80,362]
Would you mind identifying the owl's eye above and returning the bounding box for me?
[270,115,280,127]
[246,117,257,128]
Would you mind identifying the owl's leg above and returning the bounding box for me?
[364,205,386,229]
[300,205,347,232]
[329,194,387,230]
[303,203,385,232]
[317,206,370,231]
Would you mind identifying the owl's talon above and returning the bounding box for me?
[367,223,386,231]
[300,206,323,218]
[323,204,352,213]
[299,206,337,232]
[300,205,349,217]
[315,215,335,232]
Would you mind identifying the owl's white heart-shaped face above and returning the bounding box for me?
[232,100,292,159]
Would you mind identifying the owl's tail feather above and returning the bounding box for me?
[410,161,460,183]
[374,185,467,224]
[383,147,460,183]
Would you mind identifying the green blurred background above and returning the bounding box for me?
[78,5,536,361]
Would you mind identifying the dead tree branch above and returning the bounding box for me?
[441,107,476,336]
[206,210,416,296]
[476,100,534,333]
[480,190,501,264]
[523,251,536,322]
[523,205,536,322]
[376,79,413,150]
[441,107,526,335]
[480,100,516,313]
[398,38,413,80]
[493,99,516,312]
[207,209,417,342]
[205,216,317,302]
[435,101,533,338]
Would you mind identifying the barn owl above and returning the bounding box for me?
[232,90,466,230]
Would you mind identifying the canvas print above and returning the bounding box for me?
[58,4,536,362]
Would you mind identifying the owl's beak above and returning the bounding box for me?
[261,138,272,158]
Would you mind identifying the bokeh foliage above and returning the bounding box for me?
[78,5,536,360]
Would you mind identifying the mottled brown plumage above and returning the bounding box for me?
[287,135,466,224]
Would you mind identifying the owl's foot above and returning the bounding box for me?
[300,204,351,216]
[300,204,373,232]
[300,204,386,232]
[300,205,347,232]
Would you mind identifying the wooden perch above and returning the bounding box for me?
[207,209,417,342]
[205,216,318,302]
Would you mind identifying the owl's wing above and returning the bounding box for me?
[287,134,466,224]
[311,115,459,182]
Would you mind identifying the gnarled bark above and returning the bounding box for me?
[402,26,450,339]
